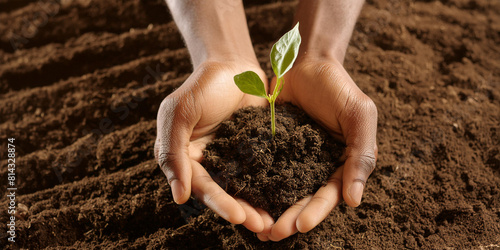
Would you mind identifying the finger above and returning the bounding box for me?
[190,160,246,224]
[296,166,344,233]
[188,135,215,162]
[341,95,378,207]
[155,97,194,204]
[256,234,270,242]
[236,199,264,233]
[255,208,274,241]
[257,208,274,235]
[268,196,312,242]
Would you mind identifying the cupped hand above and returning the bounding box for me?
[261,56,378,241]
[154,60,274,234]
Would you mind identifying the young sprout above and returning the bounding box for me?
[234,23,301,138]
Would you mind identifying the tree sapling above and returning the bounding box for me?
[234,23,301,137]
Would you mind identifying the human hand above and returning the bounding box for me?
[154,60,275,234]
[260,56,378,241]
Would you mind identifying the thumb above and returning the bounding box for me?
[341,95,378,207]
[155,97,194,204]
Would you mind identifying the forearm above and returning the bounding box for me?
[295,0,364,63]
[166,0,258,68]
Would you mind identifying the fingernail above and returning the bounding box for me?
[171,179,185,204]
[349,181,364,206]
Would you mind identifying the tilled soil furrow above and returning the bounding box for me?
[245,1,296,44]
[0,1,298,93]
[0,119,159,197]
[0,0,296,55]
[0,47,190,123]
[0,0,298,51]
[0,21,181,66]
[0,75,186,161]
[0,0,171,52]
[0,0,35,14]
[0,160,183,248]
[0,23,184,92]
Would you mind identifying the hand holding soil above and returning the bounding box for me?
[156,0,275,235]
[256,0,378,241]
[265,56,378,241]
[157,0,378,242]
[154,61,273,232]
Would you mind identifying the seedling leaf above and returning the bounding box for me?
[233,23,301,138]
[234,71,267,98]
[270,23,301,78]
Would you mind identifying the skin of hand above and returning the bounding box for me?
[257,0,378,242]
[155,0,275,234]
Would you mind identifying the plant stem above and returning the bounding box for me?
[272,77,281,98]
[269,77,283,139]
[270,100,276,138]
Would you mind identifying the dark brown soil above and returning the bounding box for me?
[0,0,499,249]
[203,104,344,220]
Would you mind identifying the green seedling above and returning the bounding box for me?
[234,23,301,138]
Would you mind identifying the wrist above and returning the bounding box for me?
[295,46,344,68]
[167,0,258,68]
[294,21,350,64]
[203,50,260,68]
[294,0,365,64]
[296,45,346,65]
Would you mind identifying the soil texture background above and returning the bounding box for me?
[0,0,499,248]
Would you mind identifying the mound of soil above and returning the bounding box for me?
[203,104,344,219]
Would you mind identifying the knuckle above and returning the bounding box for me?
[158,92,196,125]
[158,95,177,113]
[357,153,377,175]
[327,175,343,186]
[157,151,176,176]
[203,190,224,206]
[157,97,178,128]
[192,174,213,185]
[310,195,330,205]
[292,199,310,211]
[293,202,307,211]
[360,96,378,117]
[342,93,378,124]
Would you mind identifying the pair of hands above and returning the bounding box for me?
[154,55,378,241]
